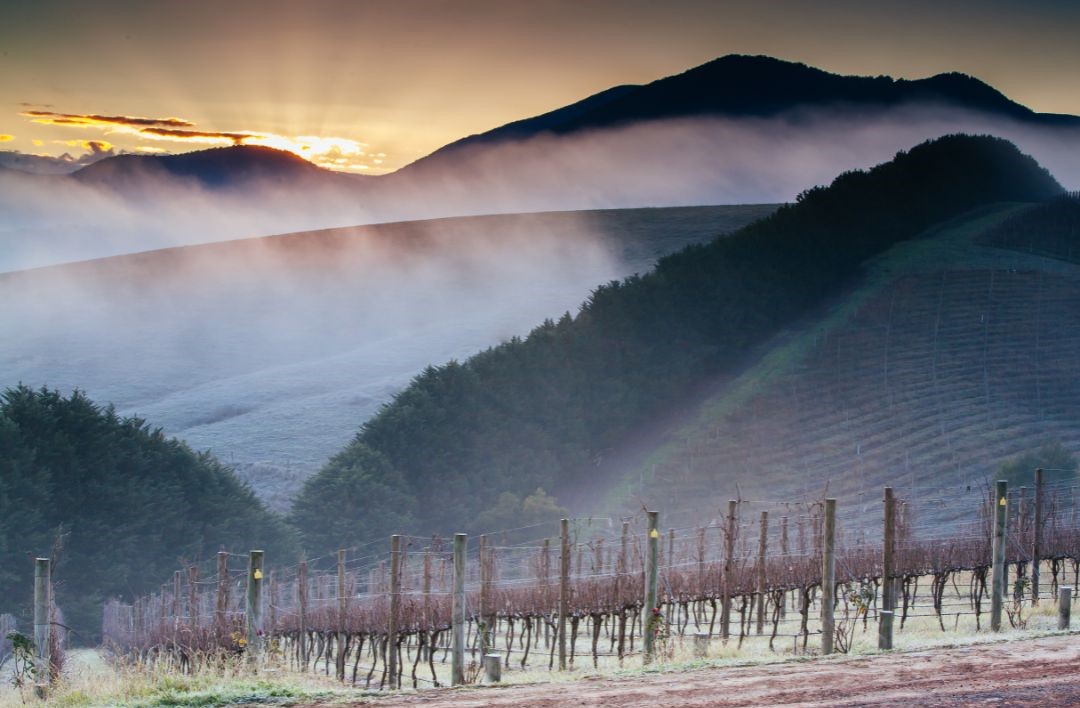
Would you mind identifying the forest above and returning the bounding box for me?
[0,386,296,639]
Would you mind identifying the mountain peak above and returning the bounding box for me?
[72,144,357,190]
[403,55,1077,174]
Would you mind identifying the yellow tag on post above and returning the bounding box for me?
[254,569,263,580]
[650,528,659,538]
[999,497,1007,506]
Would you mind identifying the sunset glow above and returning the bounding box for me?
[2,0,1078,175]
[16,108,376,172]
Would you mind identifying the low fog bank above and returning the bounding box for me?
[383,104,1080,211]
[0,206,771,508]
[3,104,1077,273]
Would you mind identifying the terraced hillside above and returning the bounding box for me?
[623,199,1080,524]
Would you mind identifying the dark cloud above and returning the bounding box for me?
[139,126,252,143]
[21,110,195,128]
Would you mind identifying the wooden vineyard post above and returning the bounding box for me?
[389,535,402,689]
[543,538,551,647]
[483,653,502,683]
[173,570,182,629]
[188,565,199,631]
[336,549,346,681]
[643,510,659,665]
[756,511,768,635]
[558,518,570,671]
[298,558,308,669]
[423,549,432,658]
[452,533,467,686]
[821,499,836,655]
[722,500,736,641]
[697,527,706,591]
[780,516,789,618]
[479,534,489,657]
[878,611,894,650]
[617,521,629,660]
[1033,468,1044,604]
[33,557,50,699]
[216,551,229,634]
[1059,586,1072,629]
[268,570,277,646]
[991,480,1008,632]
[245,550,264,659]
[880,486,895,650]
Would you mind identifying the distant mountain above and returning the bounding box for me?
[53,55,1079,198]
[72,144,366,190]
[402,54,1080,174]
[0,149,114,175]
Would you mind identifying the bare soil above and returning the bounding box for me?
[322,634,1080,707]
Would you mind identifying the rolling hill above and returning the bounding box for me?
[609,197,1080,527]
[0,204,774,510]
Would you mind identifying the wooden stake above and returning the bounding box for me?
[878,610,894,650]
[33,557,50,699]
[756,511,768,635]
[388,535,401,689]
[173,570,182,626]
[336,549,347,681]
[483,653,502,683]
[452,533,467,686]
[880,487,895,650]
[1059,586,1072,629]
[558,518,570,671]
[991,480,1008,632]
[479,534,490,656]
[298,558,308,669]
[1033,468,1044,604]
[722,500,736,641]
[246,550,264,658]
[780,516,789,618]
[422,550,432,638]
[188,566,199,630]
[216,551,228,633]
[643,510,659,665]
[821,499,836,655]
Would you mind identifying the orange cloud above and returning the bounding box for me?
[21,110,194,129]
[18,106,380,172]
[139,127,252,143]
[0,134,13,142]
[58,139,115,152]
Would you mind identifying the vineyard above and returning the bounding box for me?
[632,198,1080,526]
[91,473,1080,693]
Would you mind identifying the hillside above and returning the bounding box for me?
[0,386,296,639]
[290,135,1063,552]
[611,196,1080,526]
[72,145,366,191]
[0,205,774,510]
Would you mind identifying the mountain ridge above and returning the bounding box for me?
[9,54,1073,188]
[401,54,1080,173]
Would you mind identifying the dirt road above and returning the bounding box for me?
[324,634,1080,707]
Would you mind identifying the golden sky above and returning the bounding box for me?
[2,0,1078,174]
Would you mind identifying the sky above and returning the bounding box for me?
[2,0,1079,174]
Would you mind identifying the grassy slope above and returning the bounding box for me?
[601,202,1080,520]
